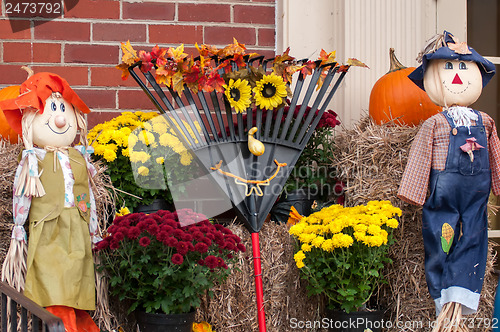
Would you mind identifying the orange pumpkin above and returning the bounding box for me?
[0,85,20,143]
[369,48,441,126]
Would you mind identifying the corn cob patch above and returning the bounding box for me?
[441,223,454,254]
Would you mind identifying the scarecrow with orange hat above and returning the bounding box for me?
[0,72,100,332]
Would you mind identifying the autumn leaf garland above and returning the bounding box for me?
[117,38,368,113]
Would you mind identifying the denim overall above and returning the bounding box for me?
[422,110,490,315]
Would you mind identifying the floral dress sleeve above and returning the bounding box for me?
[12,148,47,241]
[75,145,101,244]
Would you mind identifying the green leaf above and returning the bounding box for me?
[368,270,379,277]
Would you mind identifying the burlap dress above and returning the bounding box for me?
[23,148,96,310]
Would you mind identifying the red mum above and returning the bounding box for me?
[139,236,151,247]
[127,226,141,240]
[171,253,184,265]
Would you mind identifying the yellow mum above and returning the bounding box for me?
[138,166,149,176]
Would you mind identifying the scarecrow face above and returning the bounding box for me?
[32,94,78,148]
[423,59,483,107]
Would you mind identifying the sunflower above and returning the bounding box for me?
[253,74,287,110]
[223,78,252,113]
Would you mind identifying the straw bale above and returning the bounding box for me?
[330,116,497,331]
[196,221,324,331]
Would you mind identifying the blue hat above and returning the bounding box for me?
[408,31,495,90]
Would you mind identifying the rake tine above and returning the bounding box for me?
[128,65,166,114]
[285,61,324,142]
[263,107,274,140]
[209,91,228,141]
[164,88,198,147]
[255,108,263,136]
[223,98,236,141]
[170,87,205,149]
[197,91,220,143]
[142,71,179,113]
[271,106,285,141]
[300,68,348,147]
[247,107,254,132]
[184,87,211,144]
[236,112,245,139]
[294,64,337,144]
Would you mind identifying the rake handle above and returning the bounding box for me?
[251,232,267,332]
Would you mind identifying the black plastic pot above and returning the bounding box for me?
[270,188,317,223]
[136,310,196,332]
[135,198,172,214]
[325,309,385,332]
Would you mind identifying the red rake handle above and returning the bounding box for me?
[251,232,267,332]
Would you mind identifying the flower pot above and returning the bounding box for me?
[135,198,172,214]
[136,310,196,332]
[325,309,384,332]
[270,188,317,223]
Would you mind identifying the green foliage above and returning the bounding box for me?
[289,201,401,313]
[95,209,246,314]
[88,111,200,212]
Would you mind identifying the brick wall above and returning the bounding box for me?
[0,0,276,127]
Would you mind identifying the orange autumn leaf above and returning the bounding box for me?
[274,47,295,64]
[287,206,304,226]
[204,72,225,93]
[172,71,185,94]
[300,60,316,77]
[120,40,138,66]
[116,63,131,80]
[318,49,336,65]
[196,43,219,57]
[193,321,214,332]
[167,44,188,63]
[219,38,246,57]
[347,58,369,68]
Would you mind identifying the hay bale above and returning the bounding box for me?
[331,116,497,331]
[197,221,324,332]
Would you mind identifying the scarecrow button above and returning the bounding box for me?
[452,128,458,136]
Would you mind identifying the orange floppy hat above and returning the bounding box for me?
[0,72,90,135]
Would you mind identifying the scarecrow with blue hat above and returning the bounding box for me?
[398,31,500,329]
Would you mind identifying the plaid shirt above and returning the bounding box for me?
[398,111,500,206]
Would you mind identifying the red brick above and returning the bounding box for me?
[74,89,116,109]
[33,43,61,63]
[258,28,275,47]
[34,21,90,41]
[178,3,230,23]
[87,111,123,130]
[65,44,119,65]
[0,65,32,84]
[3,42,32,63]
[249,49,275,59]
[149,25,203,45]
[204,27,256,46]
[0,20,31,39]
[118,89,156,110]
[122,2,175,21]
[91,67,137,88]
[31,65,88,86]
[234,5,274,24]
[94,23,146,42]
[65,0,120,19]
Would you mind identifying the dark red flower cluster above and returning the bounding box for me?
[95,209,245,270]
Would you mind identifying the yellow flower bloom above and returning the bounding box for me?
[103,149,117,162]
[294,250,306,269]
[253,74,287,110]
[115,207,131,217]
[138,166,149,176]
[301,243,312,252]
[311,236,325,248]
[224,78,252,113]
[180,152,193,165]
[156,157,165,164]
